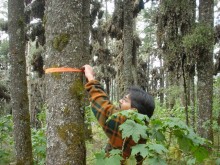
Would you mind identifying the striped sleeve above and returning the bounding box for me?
[85,80,125,143]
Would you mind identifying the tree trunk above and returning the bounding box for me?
[159,58,164,106]
[121,0,134,94]
[82,0,91,63]
[132,19,138,86]
[146,55,150,92]
[8,0,33,164]
[190,0,197,132]
[82,0,92,141]
[45,0,87,164]
[197,0,214,141]
[29,79,44,128]
[190,74,196,130]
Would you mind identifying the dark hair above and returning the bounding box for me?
[127,86,155,118]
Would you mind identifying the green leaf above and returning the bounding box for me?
[192,146,209,162]
[147,156,167,165]
[148,144,168,154]
[166,118,188,130]
[109,149,121,156]
[107,109,137,122]
[105,154,123,165]
[150,119,163,128]
[126,155,137,165]
[152,130,165,141]
[119,120,148,142]
[177,136,192,152]
[131,144,149,158]
[186,158,196,165]
[216,158,220,165]
[107,109,149,124]
[133,113,150,124]
[95,151,106,165]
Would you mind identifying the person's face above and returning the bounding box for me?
[119,94,131,110]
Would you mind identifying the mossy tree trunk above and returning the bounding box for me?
[157,0,181,110]
[188,0,197,130]
[197,0,214,141]
[159,57,164,106]
[181,0,196,125]
[8,0,33,164]
[82,0,90,65]
[121,0,134,95]
[82,0,92,140]
[157,0,196,119]
[190,76,196,129]
[45,0,88,164]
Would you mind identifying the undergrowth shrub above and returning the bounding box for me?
[94,109,217,165]
[0,115,14,165]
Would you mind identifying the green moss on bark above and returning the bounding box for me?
[57,123,84,145]
[49,65,62,79]
[52,33,70,52]
[48,108,85,164]
[18,17,24,27]
[63,106,70,116]
[51,72,61,79]
[69,79,85,101]
[42,15,47,26]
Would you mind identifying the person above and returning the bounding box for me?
[83,64,155,165]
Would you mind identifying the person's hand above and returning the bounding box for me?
[83,64,95,81]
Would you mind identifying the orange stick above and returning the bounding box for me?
[45,67,83,73]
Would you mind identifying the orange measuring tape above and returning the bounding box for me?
[45,67,84,73]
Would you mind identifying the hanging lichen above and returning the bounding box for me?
[52,33,70,52]
[183,23,214,54]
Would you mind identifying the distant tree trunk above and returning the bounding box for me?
[29,79,45,128]
[146,55,150,92]
[190,0,197,131]
[197,0,214,141]
[159,57,164,106]
[190,75,196,129]
[45,0,87,164]
[26,44,45,129]
[105,0,111,96]
[121,0,134,95]
[132,20,138,86]
[105,0,109,48]
[167,72,176,110]
[157,0,179,110]
[8,0,33,164]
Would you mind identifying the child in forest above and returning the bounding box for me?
[83,64,155,165]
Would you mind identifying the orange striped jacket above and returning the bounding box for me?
[85,80,143,159]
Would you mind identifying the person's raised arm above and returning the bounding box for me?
[83,65,120,127]
[83,64,95,81]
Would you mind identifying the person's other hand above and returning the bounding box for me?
[83,64,95,81]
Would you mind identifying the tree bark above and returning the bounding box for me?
[82,0,91,63]
[82,0,92,140]
[45,0,87,164]
[159,58,164,106]
[197,0,214,141]
[8,0,33,164]
[122,0,134,94]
